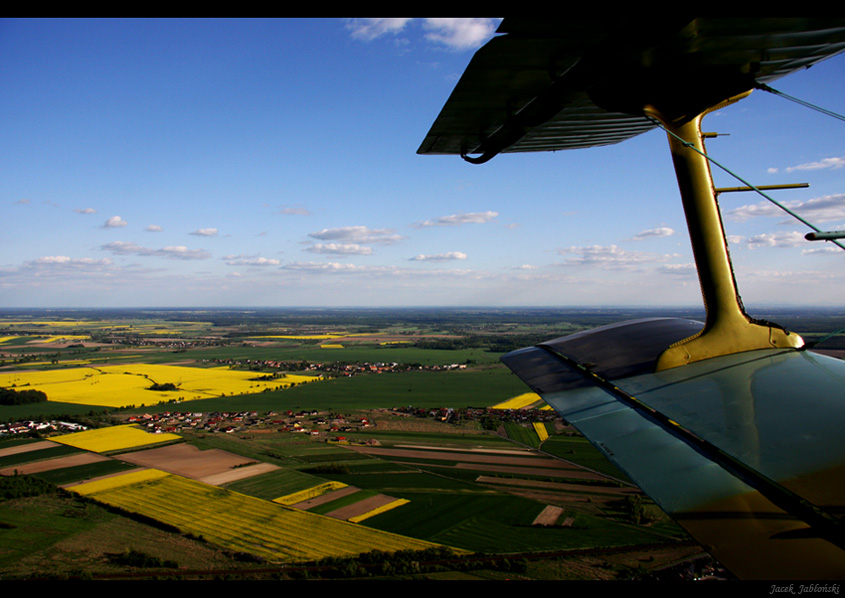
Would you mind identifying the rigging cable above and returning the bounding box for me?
[755,82,845,123]
[806,326,845,349]
[646,116,845,253]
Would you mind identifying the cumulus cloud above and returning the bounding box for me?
[724,194,845,224]
[190,228,218,237]
[558,244,678,269]
[421,18,501,49]
[745,231,807,249]
[409,251,467,262]
[306,243,373,256]
[222,254,280,266]
[346,18,412,42]
[308,225,403,246]
[346,18,500,50]
[282,261,388,273]
[414,211,498,227]
[630,227,674,240]
[101,241,211,260]
[74,207,96,214]
[104,215,127,228]
[145,224,163,232]
[785,156,845,173]
[802,246,842,255]
[31,256,112,267]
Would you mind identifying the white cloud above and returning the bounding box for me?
[145,224,163,232]
[104,215,127,228]
[32,256,112,267]
[308,225,402,245]
[557,244,678,269]
[190,228,218,237]
[786,156,845,172]
[409,251,467,262]
[346,18,412,42]
[725,194,845,224]
[222,255,280,266]
[657,263,697,276]
[802,246,843,255]
[74,207,96,214]
[282,261,385,273]
[346,18,500,50]
[630,227,674,240]
[745,231,807,249]
[414,211,498,227]
[101,241,211,260]
[421,18,501,50]
[306,243,373,256]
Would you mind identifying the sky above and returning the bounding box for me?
[2,17,845,309]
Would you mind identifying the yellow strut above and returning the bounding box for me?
[645,95,803,371]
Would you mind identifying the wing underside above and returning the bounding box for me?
[502,318,845,579]
[419,18,845,162]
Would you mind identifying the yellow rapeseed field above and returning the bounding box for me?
[70,471,442,563]
[70,468,171,493]
[348,499,410,523]
[492,392,542,410]
[51,424,181,453]
[251,334,345,340]
[30,335,90,343]
[533,422,549,442]
[0,365,322,408]
[0,321,91,327]
[274,481,348,506]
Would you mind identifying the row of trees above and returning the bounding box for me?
[0,387,47,405]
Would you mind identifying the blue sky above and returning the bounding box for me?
[2,18,844,308]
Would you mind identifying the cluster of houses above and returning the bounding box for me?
[392,405,560,425]
[0,419,87,437]
[207,357,468,376]
[125,410,371,437]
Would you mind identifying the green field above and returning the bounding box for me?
[2,307,764,578]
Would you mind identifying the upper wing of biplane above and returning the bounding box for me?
[419,18,845,579]
[419,18,845,162]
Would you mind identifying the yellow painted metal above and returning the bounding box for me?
[645,97,804,371]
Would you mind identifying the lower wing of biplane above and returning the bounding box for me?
[502,318,845,579]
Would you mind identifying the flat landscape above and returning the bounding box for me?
[1,306,842,580]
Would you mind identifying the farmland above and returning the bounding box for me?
[3,306,840,579]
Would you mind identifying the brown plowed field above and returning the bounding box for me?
[290,486,360,510]
[532,505,564,525]
[0,452,111,476]
[0,440,57,457]
[199,462,280,486]
[324,493,399,521]
[117,443,257,480]
[346,445,576,469]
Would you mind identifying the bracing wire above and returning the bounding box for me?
[755,82,845,123]
[645,116,845,253]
